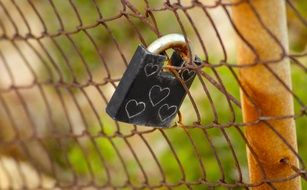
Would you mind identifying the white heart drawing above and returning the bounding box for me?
[149,85,170,106]
[125,99,146,118]
[181,69,196,81]
[144,63,160,77]
[158,104,178,122]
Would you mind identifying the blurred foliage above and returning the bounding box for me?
[0,0,306,189]
[43,0,307,189]
[288,0,307,52]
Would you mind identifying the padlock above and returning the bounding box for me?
[106,34,200,127]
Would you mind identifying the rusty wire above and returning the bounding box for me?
[0,0,306,189]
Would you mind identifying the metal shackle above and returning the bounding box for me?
[147,33,192,61]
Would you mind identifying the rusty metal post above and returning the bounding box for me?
[231,0,301,189]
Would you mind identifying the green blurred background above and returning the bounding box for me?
[0,0,306,189]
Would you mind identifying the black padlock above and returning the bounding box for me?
[106,34,199,127]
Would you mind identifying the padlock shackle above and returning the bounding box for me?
[147,34,191,60]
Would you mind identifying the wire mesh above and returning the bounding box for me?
[0,0,306,189]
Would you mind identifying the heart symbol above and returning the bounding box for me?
[144,63,160,77]
[158,104,178,122]
[149,85,170,106]
[181,69,196,81]
[125,99,146,118]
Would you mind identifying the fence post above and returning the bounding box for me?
[231,0,301,189]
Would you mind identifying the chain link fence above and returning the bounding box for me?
[0,0,306,189]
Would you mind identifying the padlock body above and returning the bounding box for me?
[106,45,196,127]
